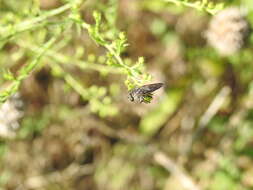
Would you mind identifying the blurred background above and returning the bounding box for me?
[1,0,253,189]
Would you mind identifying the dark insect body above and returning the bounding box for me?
[128,83,164,103]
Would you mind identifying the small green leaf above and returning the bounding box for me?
[3,70,15,81]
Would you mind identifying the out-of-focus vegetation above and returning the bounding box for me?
[1,0,253,189]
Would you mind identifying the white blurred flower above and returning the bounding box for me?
[205,7,249,56]
[0,93,24,138]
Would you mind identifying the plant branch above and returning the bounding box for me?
[0,2,78,42]
[154,152,201,190]
[17,40,123,74]
[164,0,224,15]
[0,37,56,103]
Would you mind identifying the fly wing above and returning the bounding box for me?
[139,83,164,94]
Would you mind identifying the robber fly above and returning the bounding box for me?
[128,83,164,103]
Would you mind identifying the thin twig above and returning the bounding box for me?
[17,40,123,74]
[25,163,94,189]
[0,38,57,103]
[185,86,231,154]
[0,3,73,42]
[154,152,201,190]
[163,0,224,15]
[198,86,231,129]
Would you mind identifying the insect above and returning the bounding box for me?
[128,83,164,103]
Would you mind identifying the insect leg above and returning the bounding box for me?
[139,96,144,103]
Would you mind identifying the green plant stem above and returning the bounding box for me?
[104,44,143,84]
[18,38,56,79]
[104,44,131,70]
[0,3,74,42]
[79,21,143,84]
[17,40,123,74]
[0,38,56,103]
[50,63,91,100]
[164,0,222,14]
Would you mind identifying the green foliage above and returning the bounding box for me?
[0,38,56,103]
[0,170,11,188]
[0,0,151,116]
[142,0,225,14]
[18,110,51,139]
[140,89,183,135]
[2,0,253,190]
[0,142,7,158]
[84,11,151,88]
[210,157,243,190]
[163,0,225,14]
